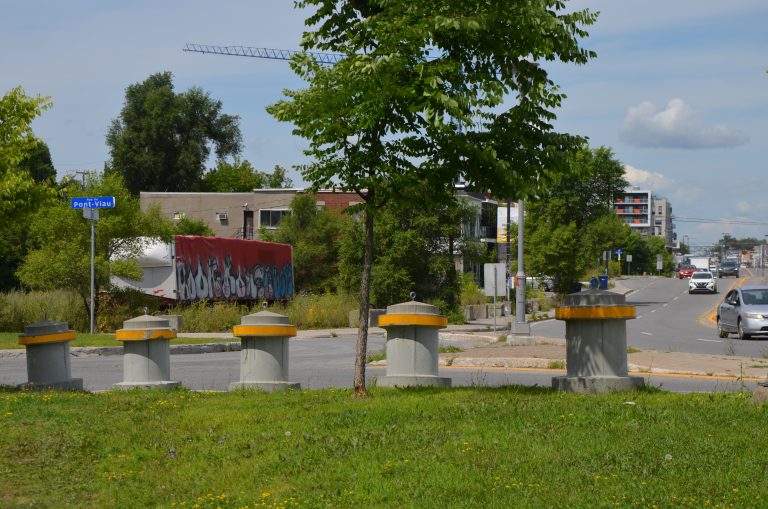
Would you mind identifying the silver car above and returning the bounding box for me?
[717,286,768,340]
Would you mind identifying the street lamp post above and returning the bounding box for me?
[763,235,768,278]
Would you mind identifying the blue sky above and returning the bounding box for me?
[1,1,766,247]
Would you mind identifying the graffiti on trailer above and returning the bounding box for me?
[176,255,294,301]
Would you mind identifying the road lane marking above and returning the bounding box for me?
[697,277,747,328]
[650,310,656,313]
[640,332,653,336]
[663,303,668,307]
[695,338,722,343]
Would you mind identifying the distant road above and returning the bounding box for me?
[532,272,768,357]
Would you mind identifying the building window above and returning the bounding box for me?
[259,209,290,229]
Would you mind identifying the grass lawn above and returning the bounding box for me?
[0,332,234,350]
[1,386,767,508]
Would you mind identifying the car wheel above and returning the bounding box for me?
[717,318,729,338]
[738,319,751,340]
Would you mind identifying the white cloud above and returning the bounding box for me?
[736,201,751,213]
[619,98,749,149]
[624,164,675,191]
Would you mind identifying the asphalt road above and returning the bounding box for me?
[0,333,757,394]
[532,272,768,358]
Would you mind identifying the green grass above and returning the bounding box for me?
[1,388,766,508]
[0,332,235,350]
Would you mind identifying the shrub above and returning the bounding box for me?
[460,273,486,306]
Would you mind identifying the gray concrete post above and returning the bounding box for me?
[113,315,180,390]
[377,299,451,388]
[18,320,83,390]
[229,310,300,392]
[552,289,644,393]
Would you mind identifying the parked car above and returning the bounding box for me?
[717,286,768,339]
[688,271,717,294]
[678,264,697,279]
[525,274,554,292]
[718,261,739,278]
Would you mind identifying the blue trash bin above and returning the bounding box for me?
[598,275,608,290]
[571,282,583,293]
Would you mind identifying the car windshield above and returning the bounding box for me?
[741,289,768,305]
[691,273,712,279]
[722,262,737,267]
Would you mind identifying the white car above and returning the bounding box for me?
[689,271,717,294]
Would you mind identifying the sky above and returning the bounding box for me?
[1,1,767,248]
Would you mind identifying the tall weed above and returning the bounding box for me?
[0,290,88,332]
[273,291,358,329]
[168,292,359,332]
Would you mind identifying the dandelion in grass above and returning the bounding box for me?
[664,454,672,461]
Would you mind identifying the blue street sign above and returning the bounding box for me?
[615,249,623,255]
[70,196,116,209]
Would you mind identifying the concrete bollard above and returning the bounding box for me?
[229,309,300,392]
[552,289,644,393]
[113,315,181,390]
[18,320,83,390]
[376,298,451,388]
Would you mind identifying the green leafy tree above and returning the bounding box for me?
[338,196,481,310]
[175,216,214,236]
[0,87,51,174]
[526,147,629,292]
[202,159,293,192]
[16,140,55,184]
[17,173,175,326]
[269,0,596,395]
[0,87,56,290]
[262,193,345,293]
[106,72,242,194]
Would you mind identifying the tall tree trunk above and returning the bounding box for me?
[353,205,374,397]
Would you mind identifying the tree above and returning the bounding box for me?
[269,0,596,396]
[0,86,51,175]
[0,87,55,290]
[17,140,56,183]
[526,147,629,292]
[338,196,482,310]
[202,158,293,192]
[262,193,346,293]
[106,72,242,194]
[17,173,175,326]
[175,216,214,236]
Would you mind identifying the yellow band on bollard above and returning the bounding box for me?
[555,306,636,320]
[18,331,76,345]
[233,324,298,337]
[115,329,177,341]
[378,314,448,328]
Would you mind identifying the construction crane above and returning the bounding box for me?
[183,43,344,65]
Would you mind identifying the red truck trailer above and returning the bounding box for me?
[111,235,294,301]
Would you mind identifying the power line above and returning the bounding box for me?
[673,216,768,226]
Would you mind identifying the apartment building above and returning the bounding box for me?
[614,189,675,247]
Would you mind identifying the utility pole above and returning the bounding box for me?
[506,200,511,306]
[509,199,531,341]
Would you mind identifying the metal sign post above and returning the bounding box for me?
[71,196,115,335]
[484,262,506,332]
[82,208,99,334]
